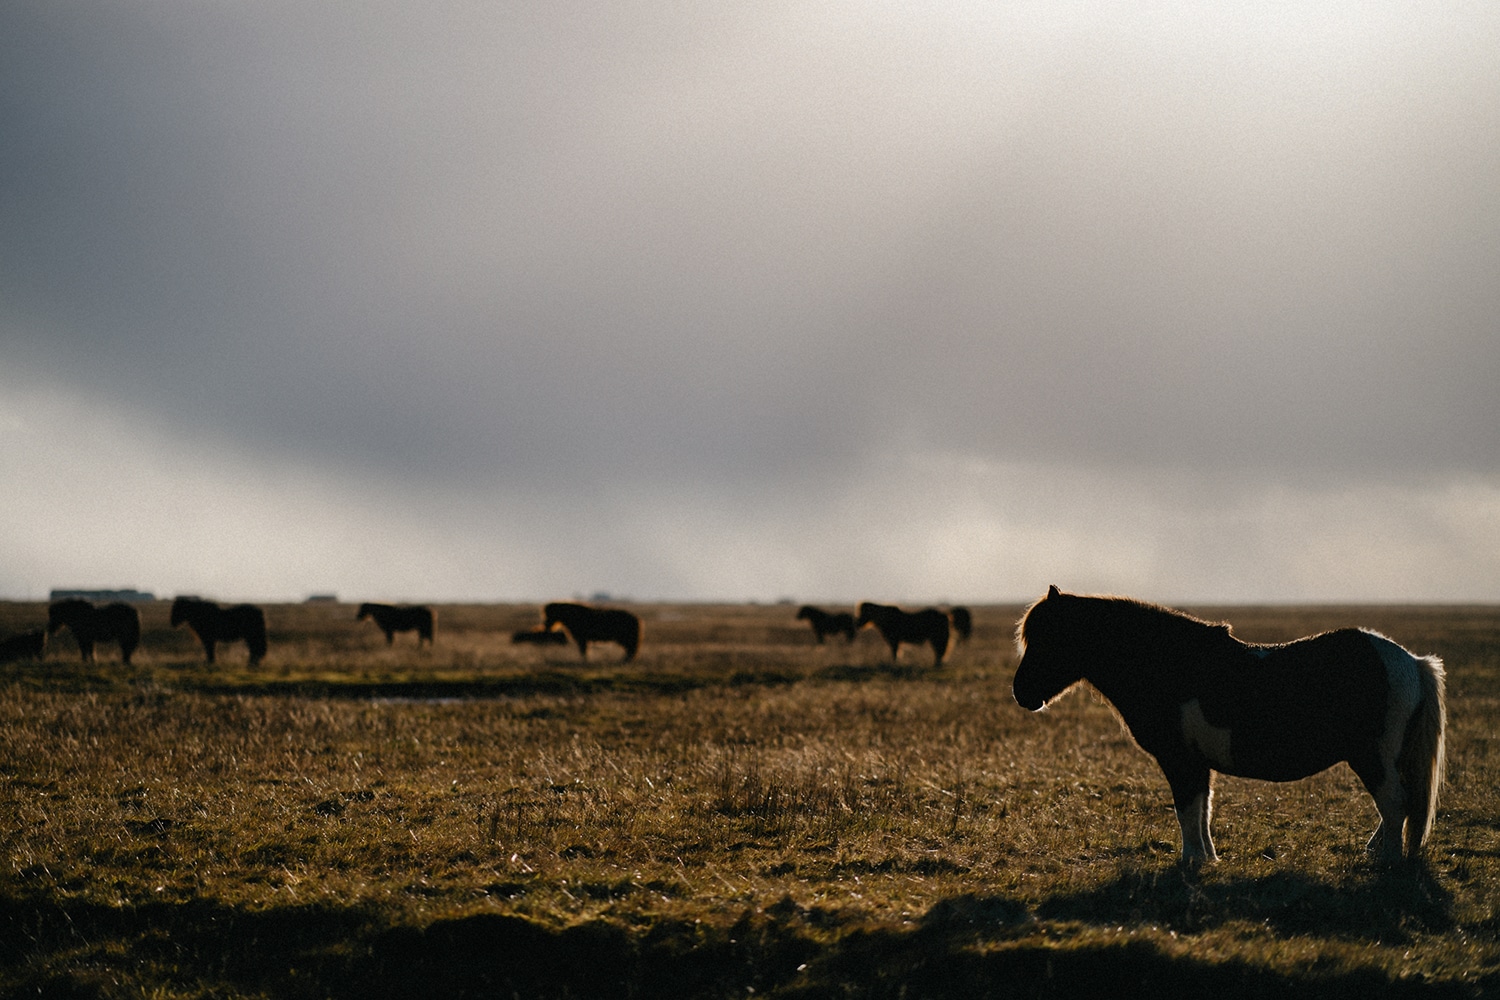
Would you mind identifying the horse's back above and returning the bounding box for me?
[1228,629,1389,706]
[229,604,267,633]
[99,602,141,636]
[601,608,640,638]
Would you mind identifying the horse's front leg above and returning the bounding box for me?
[1162,762,1217,865]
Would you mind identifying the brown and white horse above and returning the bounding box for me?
[1012,586,1446,866]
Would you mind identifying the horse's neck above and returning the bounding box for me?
[1082,627,1186,716]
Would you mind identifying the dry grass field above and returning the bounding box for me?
[0,599,1496,998]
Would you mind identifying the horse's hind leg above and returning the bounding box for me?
[1367,789,1406,866]
[1352,757,1406,865]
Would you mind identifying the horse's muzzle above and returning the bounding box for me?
[1013,687,1046,712]
[1011,661,1049,711]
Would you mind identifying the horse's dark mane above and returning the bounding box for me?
[1084,593,1232,639]
[1021,590,1233,650]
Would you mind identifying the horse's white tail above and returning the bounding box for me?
[1398,653,1446,858]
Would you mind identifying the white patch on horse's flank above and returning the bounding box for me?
[1180,698,1233,770]
[1367,630,1422,804]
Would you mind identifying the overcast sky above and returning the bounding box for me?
[3,3,1498,605]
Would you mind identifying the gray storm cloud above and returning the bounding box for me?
[2,3,1498,602]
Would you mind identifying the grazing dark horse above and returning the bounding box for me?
[948,606,973,642]
[0,629,46,664]
[170,597,268,666]
[512,627,569,646]
[1012,586,1446,866]
[542,602,640,662]
[357,603,435,646]
[857,602,950,666]
[47,599,141,665]
[797,605,857,644]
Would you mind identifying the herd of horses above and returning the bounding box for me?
[798,603,972,666]
[0,597,273,668]
[4,596,968,669]
[0,598,694,667]
[0,587,1452,865]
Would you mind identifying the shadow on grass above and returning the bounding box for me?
[1034,862,1456,940]
[1,876,1481,1000]
[3,662,829,701]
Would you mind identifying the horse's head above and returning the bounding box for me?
[169,596,198,628]
[796,606,815,621]
[542,603,569,629]
[356,603,375,621]
[1012,586,1086,710]
[855,602,884,627]
[46,601,72,634]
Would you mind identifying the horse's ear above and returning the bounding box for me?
[1047,584,1061,599]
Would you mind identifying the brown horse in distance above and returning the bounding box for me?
[357,603,436,646]
[857,602,951,666]
[170,597,268,665]
[0,629,46,664]
[796,605,858,644]
[543,602,641,662]
[47,599,141,665]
